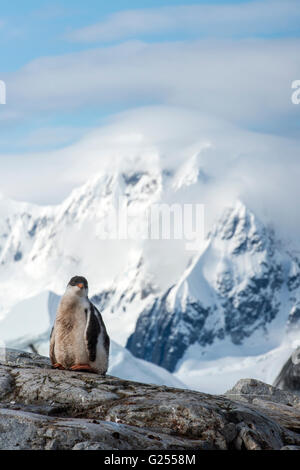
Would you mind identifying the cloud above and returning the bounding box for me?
[0,2,299,242]
[4,37,300,134]
[0,126,88,152]
[66,1,300,43]
[0,104,299,244]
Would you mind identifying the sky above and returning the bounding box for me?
[0,0,299,216]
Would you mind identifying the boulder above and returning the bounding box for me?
[0,349,300,450]
[273,348,300,394]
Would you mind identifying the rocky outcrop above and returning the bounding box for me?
[225,378,300,442]
[0,349,300,450]
[273,348,300,394]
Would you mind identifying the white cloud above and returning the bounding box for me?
[0,2,299,240]
[4,37,300,132]
[0,104,300,248]
[8,126,87,149]
[66,1,300,43]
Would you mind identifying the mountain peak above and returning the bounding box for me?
[210,199,267,256]
[127,200,300,372]
[172,146,211,190]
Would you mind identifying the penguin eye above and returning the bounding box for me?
[68,276,88,289]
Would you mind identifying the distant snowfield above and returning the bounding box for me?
[174,340,299,394]
[0,291,53,350]
[109,341,186,388]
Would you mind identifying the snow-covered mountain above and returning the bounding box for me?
[127,201,300,372]
[0,168,162,318]
[0,155,299,392]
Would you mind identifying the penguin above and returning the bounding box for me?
[50,276,110,374]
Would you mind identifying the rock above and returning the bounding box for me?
[280,445,300,450]
[0,408,207,450]
[0,348,52,369]
[273,348,300,394]
[225,378,300,435]
[226,378,300,407]
[1,348,300,450]
[0,369,14,399]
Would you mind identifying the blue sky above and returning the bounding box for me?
[0,0,299,203]
[0,0,262,71]
[1,0,299,72]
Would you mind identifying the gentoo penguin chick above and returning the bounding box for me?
[50,276,110,374]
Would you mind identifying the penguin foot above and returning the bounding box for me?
[52,363,65,370]
[70,364,96,373]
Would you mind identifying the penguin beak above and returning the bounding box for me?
[77,283,84,289]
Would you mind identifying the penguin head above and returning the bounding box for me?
[67,276,88,297]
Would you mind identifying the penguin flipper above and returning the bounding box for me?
[85,303,100,362]
[93,304,110,357]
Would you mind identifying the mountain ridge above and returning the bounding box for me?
[126,200,300,372]
[0,160,299,392]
